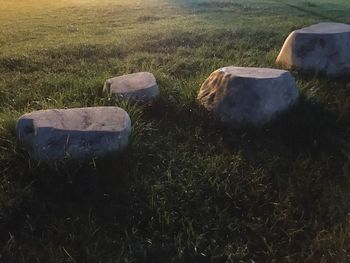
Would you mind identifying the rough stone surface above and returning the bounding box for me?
[197,67,299,127]
[103,72,159,102]
[17,107,131,161]
[276,22,350,77]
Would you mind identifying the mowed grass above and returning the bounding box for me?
[1,0,350,261]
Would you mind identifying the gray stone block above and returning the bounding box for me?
[197,67,299,127]
[276,22,350,77]
[104,72,159,102]
[17,107,131,161]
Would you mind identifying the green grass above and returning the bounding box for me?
[1,0,350,261]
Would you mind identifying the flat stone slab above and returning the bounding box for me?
[103,72,159,102]
[197,67,299,127]
[276,22,350,77]
[17,107,131,161]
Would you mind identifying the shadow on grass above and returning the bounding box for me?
[170,0,350,25]
[272,0,346,23]
[293,69,350,83]
[139,93,350,261]
[1,91,349,262]
[147,94,348,158]
[226,96,347,155]
[133,29,279,54]
[0,44,127,74]
[0,127,148,249]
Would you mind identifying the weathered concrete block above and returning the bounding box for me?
[104,72,159,102]
[276,22,350,77]
[17,107,131,161]
[198,67,299,127]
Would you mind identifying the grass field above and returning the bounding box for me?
[1,0,350,262]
